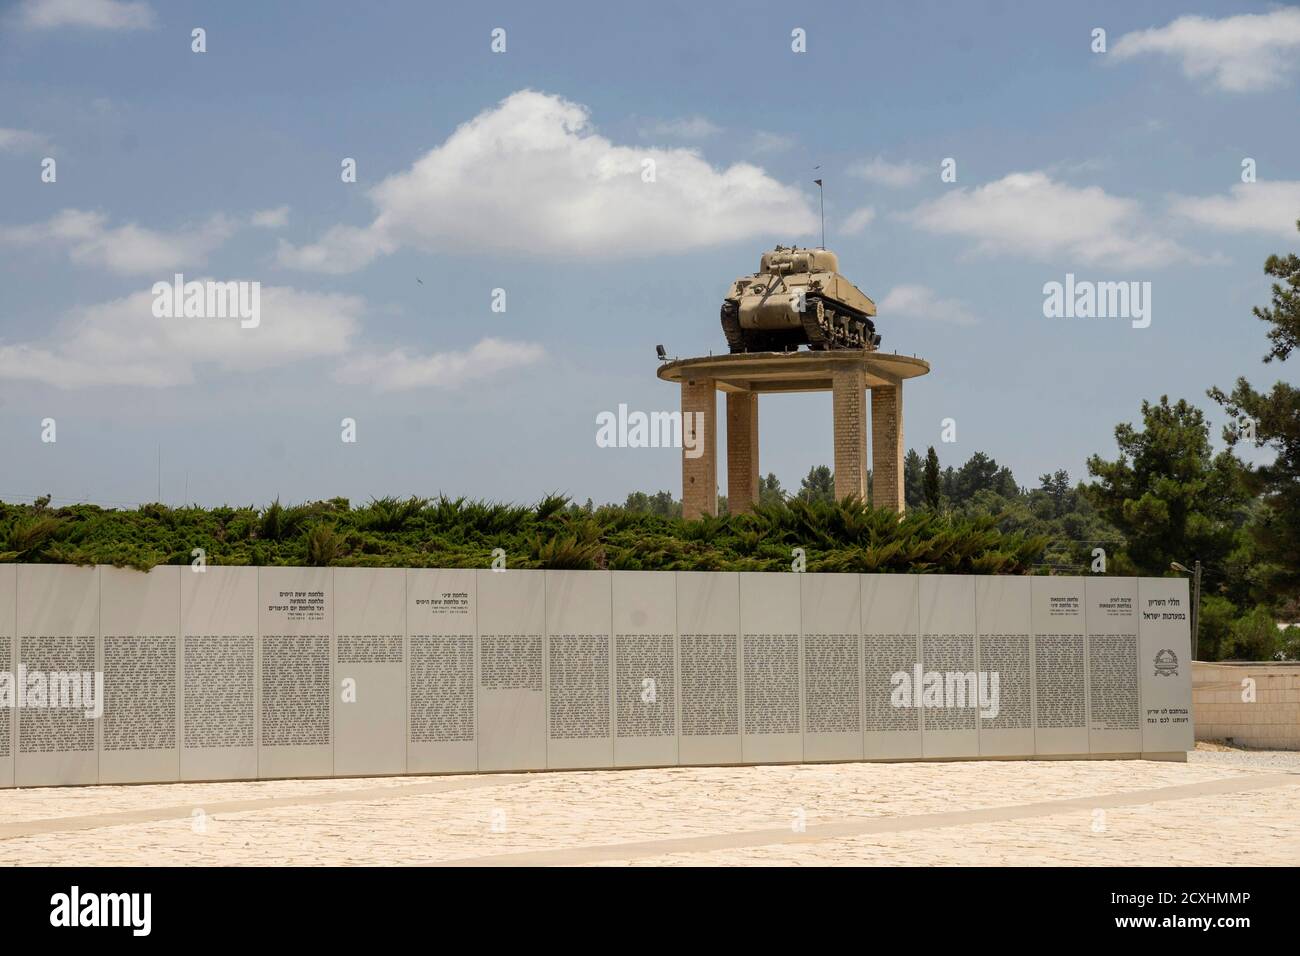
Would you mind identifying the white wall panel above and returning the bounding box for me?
[407,569,478,773]
[740,572,802,764]
[181,566,258,781]
[99,565,180,784]
[800,573,863,762]
[862,575,922,759]
[16,565,99,787]
[919,575,980,758]
[1086,577,1142,754]
[476,569,546,771]
[676,572,741,765]
[0,565,15,788]
[976,576,1034,757]
[258,567,333,779]
[545,571,614,770]
[1032,577,1090,756]
[334,568,406,777]
[1138,577,1195,754]
[612,571,678,768]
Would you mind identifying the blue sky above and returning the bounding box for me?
[1,0,1297,509]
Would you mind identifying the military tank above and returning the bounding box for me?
[720,246,881,353]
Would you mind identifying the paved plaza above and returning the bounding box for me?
[0,745,1295,866]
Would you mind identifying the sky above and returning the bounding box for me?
[1,0,1298,509]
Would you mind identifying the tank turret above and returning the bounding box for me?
[720,246,881,353]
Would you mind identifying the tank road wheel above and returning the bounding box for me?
[800,298,831,350]
[859,319,880,351]
[835,312,852,348]
[720,300,745,353]
[827,309,852,349]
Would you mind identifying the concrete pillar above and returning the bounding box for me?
[871,381,904,512]
[831,366,867,502]
[726,391,759,514]
[681,378,717,519]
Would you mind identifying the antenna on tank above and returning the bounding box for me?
[813,171,825,249]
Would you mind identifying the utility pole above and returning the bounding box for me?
[1192,560,1202,659]
[813,178,825,249]
[1171,560,1204,659]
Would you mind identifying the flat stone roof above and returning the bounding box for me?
[656,350,931,394]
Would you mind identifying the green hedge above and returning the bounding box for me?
[0,495,1049,574]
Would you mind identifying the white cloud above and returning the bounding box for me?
[0,209,236,275]
[251,206,290,228]
[1111,9,1300,92]
[750,131,794,153]
[277,90,816,273]
[0,128,48,153]
[333,338,546,392]
[1170,181,1300,238]
[276,224,396,274]
[17,0,154,30]
[850,156,925,188]
[904,171,1195,267]
[0,281,545,392]
[879,285,979,326]
[838,206,876,237]
[0,284,363,388]
[637,116,721,140]
[1044,157,1111,177]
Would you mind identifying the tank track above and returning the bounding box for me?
[720,300,745,353]
[723,295,879,352]
[800,295,877,351]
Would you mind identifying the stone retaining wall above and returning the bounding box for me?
[1193,661,1300,750]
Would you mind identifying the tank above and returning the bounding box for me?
[720,246,881,353]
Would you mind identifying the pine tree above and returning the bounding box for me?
[1084,396,1249,576]
[758,473,786,506]
[1210,219,1300,597]
[798,465,836,504]
[923,447,941,510]
[904,449,924,508]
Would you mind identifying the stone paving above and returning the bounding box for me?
[0,745,1294,866]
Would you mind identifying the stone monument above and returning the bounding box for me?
[658,350,930,519]
[0,563,1195,788]
[658,246,931,519]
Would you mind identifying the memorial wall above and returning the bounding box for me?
[0,565,1195,787]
